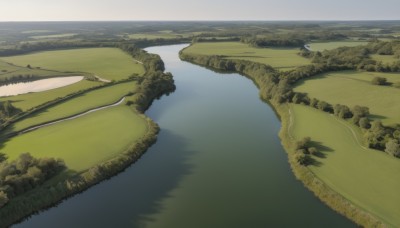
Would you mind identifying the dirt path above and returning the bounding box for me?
[94,75,111,83]
[21,97,126,134]
[288,105,369,151]
[330,114,370,151]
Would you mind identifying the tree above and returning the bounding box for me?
[296,137,311,150]
[0,153,6,163]
[294,153,310,166]
[310,98,319,108]
[0,191,8,208]
[385,139,400,157]
[333,104,352,119]
[317,101,330,112]
[352,105,369,125]
[359,117,371,129]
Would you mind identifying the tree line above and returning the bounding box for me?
[0,153,65,209]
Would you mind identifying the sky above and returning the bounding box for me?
[0,0,399,21]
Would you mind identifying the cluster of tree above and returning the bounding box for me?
[193,37,241,43]
[367,40,400,56]
[0,153,65,208]
[294,137,319,166]
[118,43,165,72]
[0,74,38,85]
[241,37,305,48]
[129,71,175,112]
[301,40,400,73]
[291,92,400,156]
[130,38,192,48]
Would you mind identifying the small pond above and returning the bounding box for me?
[0,76,83,97]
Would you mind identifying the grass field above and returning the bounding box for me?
[0,105,147,172]
[123,33,192,40]
[371,54,399,64]
[0,80,101,111]
[307,41,368,51]
[1,48,144,81]
[182,42,311,71]
[290,104,400,227]
[30,33,77,40]
[294,71,400,125]
[0,60,73,81]
[4,81,137,134]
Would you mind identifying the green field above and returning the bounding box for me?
[123,33,192,40]
[1,105,147,172]
[0,60,72,81]
[371,54,399,64]
[307,41,368,51]
[30,33,77,40]
[1,48,144,81]
[182,42,311,71]
[294,71,400,125]
[290,104,400,227]
[0,80,101,111]
[4,81,137,134]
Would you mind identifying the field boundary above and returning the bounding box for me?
[20,97,126,135]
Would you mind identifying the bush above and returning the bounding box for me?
[371,77,387,85]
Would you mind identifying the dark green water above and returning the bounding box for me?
[15,44,353,228]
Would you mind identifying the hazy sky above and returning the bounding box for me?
[0,0,399,21]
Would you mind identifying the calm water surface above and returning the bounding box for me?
[15,45,353,227]
[0,76,83,97]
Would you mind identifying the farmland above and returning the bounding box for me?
[182,42,311,71]
[3,81,137,134]
[1,48,145,81]
[290,104,400,227]
[0,60,74,82]
[1,105,147,172]
[294,71,400,125]
[307,41,368,51]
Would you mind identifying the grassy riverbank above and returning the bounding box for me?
[290,104,400,227]
[180,46,389,227]
[274,103,385,227]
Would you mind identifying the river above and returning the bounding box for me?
[14,44,353,227]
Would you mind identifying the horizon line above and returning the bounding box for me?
[0,19,400,23]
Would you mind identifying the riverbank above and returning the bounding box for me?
[179,49,384,227]
[275,104,384,227]
[0,50,175,227]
